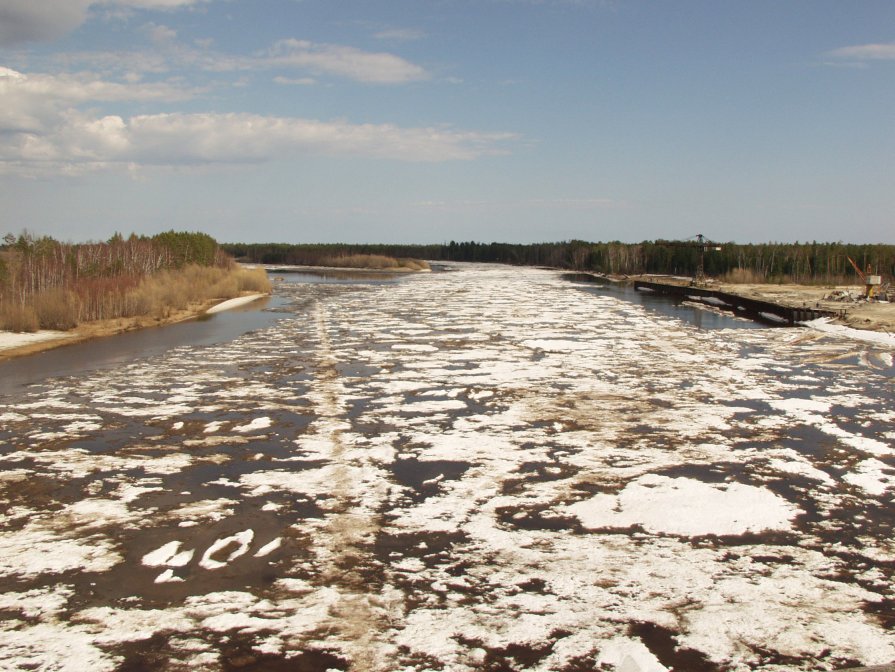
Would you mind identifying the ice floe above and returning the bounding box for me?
[802,317,895,348]
[844,458,895,496]
[206,293,267,314]
[142,540,195,567]
[233,416,272,432]
[199,529,255,570]
[566,474,803,536]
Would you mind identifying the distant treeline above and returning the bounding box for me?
[224,240,895,284]
[223,243,434,270]
[0,231,267,332]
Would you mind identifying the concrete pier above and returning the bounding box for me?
[634,280,844,326]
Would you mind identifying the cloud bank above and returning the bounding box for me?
[0,0,208,46]
[45,34,430,85]
[0,67,512,175]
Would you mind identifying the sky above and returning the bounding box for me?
[0,0,893,245]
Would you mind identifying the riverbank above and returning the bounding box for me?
[716,281,895,334]
[0,293,268,361]
[628,274,895,336]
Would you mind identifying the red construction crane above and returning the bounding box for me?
[847,256,882,298]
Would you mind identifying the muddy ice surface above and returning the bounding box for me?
[1,264,894,671]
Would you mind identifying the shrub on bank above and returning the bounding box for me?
[0,302,39,333]
[319,254,430,271]
[236,266,273,292]
[400,259,431,271]
[35,289,79,330]
[321,254,399,269]
[125,265,270,323]
[0,264,272,332]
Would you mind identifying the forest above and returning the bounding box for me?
[6,234,892,334]
[223,239,895,284]
[0,231,268,332]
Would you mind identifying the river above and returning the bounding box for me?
[0,263,893,671]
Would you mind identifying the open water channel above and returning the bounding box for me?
[0,263,893,671]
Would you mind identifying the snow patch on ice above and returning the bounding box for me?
[0,527,122,578]
[567,475,802,536]
[844,458,895,496]
[596,637,668,672]
[392,343,438,352]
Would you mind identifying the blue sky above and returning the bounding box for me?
[1,0,893,244]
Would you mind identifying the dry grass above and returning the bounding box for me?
[0,265,271,333]
[34,289,79,330]
[320,254,430,271]
[721,267,857,286]
[399,258,430,271]
[321,254,399,269]
[129,265,270,320]
[0,302,39,333]
[720,268,764,284]
[236,266,273,292]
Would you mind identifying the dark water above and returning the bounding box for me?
[271,269,406,285]
[562,273,766,331]
[0,295,285,395]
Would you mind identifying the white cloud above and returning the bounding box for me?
[273,76,317,86]
[143,22,178,45]
[374,28,426,43]
[50,36,429,85]
[0,67,194,135]
[123,113,507,163]
[105,0,208,7]
[0,67,194,105]
[0,0,207,47]
[267,39,429,84]
[827,43,895,61]
[0,67,513,175]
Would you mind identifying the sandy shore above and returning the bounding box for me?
[0,330,74,352]
[715,281,895,335]
[0,293,268,361]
